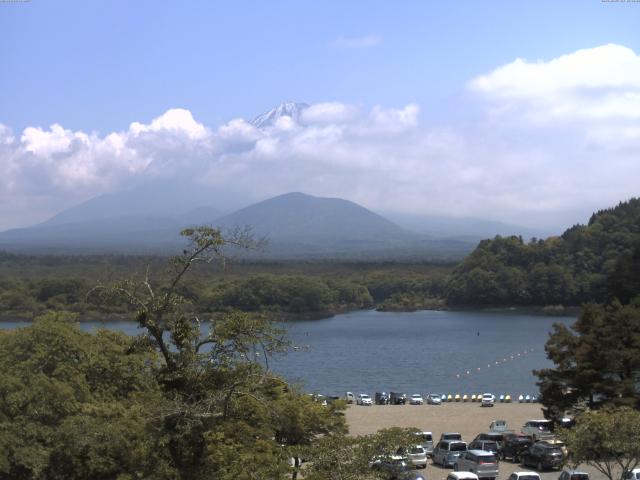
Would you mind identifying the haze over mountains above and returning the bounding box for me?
[0,189,548,259]
[0,102,555,258]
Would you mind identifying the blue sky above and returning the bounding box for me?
[1,1,640,230]
[2,0,638,132]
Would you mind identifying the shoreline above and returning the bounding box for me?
[0,303,579,323]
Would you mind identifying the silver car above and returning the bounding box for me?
[453,450,499,479]
[521,419,553,441]
[432,440,467,467]
[426,393,442,405]
[398,445,428,469]
[415,431,433,456]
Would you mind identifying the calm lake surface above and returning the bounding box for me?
[1,309,573,397]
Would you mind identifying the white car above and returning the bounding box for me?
[625,469,640,480]
[398,445,428,469]
[507,472,540,480]
[410,393,424,405]
[426,393,442,405]
[446,472,479,480]
[481,393,495,407]
[356,393,372,406]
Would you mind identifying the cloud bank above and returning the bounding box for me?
[1,44,639,231]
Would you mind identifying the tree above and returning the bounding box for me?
[90,226,346,479]
[302,427,420,480]
[0,311,168,480]
[535,297,640,419]
[560,407,640,480]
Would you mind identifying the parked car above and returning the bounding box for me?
[521,443,564,471]
[390,392,407,405]
[521,420,553,441]
[427,393,442,405]
[371,455,411,478]
[400,472,427,480]
[507,472,540,480]
[375,391,390,405]
[410,393,424,405]
[501,433,533,462]
[539,439,568,457]
[559,468,589,480]
[398,445,428,469]
[468,440,499,455]
[625,469,640,480]
[489,420,507,432]
[453,450,499,479]
[473,432,506,450]
[415,431,434,456]
[356,393,372,406]
[345,391,355,404]
[481,393,495,407]
[371,455,428,480]
[432,440,467,467]
[441,432,463,441]
[447,473,479,480]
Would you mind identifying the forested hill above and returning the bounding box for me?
[445,198,640,307]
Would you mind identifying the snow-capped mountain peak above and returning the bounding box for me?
[250,101,309,128]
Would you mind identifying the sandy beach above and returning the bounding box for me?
[345,402,603,480]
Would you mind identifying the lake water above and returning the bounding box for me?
[1,309,573,397]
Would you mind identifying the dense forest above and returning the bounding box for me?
[1,198,639,319]
[445,198,640,307]
[0,255,451,320]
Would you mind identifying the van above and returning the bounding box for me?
[345,392,355,404]
[432,440,467,467]
[453,450,499,479]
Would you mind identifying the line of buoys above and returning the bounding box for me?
[453,349,537,379]
[436,393,539,403]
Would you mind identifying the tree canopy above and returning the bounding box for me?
[0,227,349,479]
[560,407,640,480]
[446,198,640,307]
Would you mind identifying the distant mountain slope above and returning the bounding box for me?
[0,190,477,259]
[215,192,409,244]
[387,213,554,241]
[40,182,222,227]
[446,197,640,306]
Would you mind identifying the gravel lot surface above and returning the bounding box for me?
[345,402,606,480]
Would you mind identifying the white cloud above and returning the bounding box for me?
[469,44,640,122]
[301,102,359,124]
[130,108,208,139]
[2,45,640,232]
[331,34,382,48]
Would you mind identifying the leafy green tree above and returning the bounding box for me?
[91,226,346,479]
[536,298,640,419]
[560,407,640,480]
[0,312,167,480]
[303,427,419,480]
[447,198,640,307]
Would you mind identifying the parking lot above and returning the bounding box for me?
[345,402,605,480]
